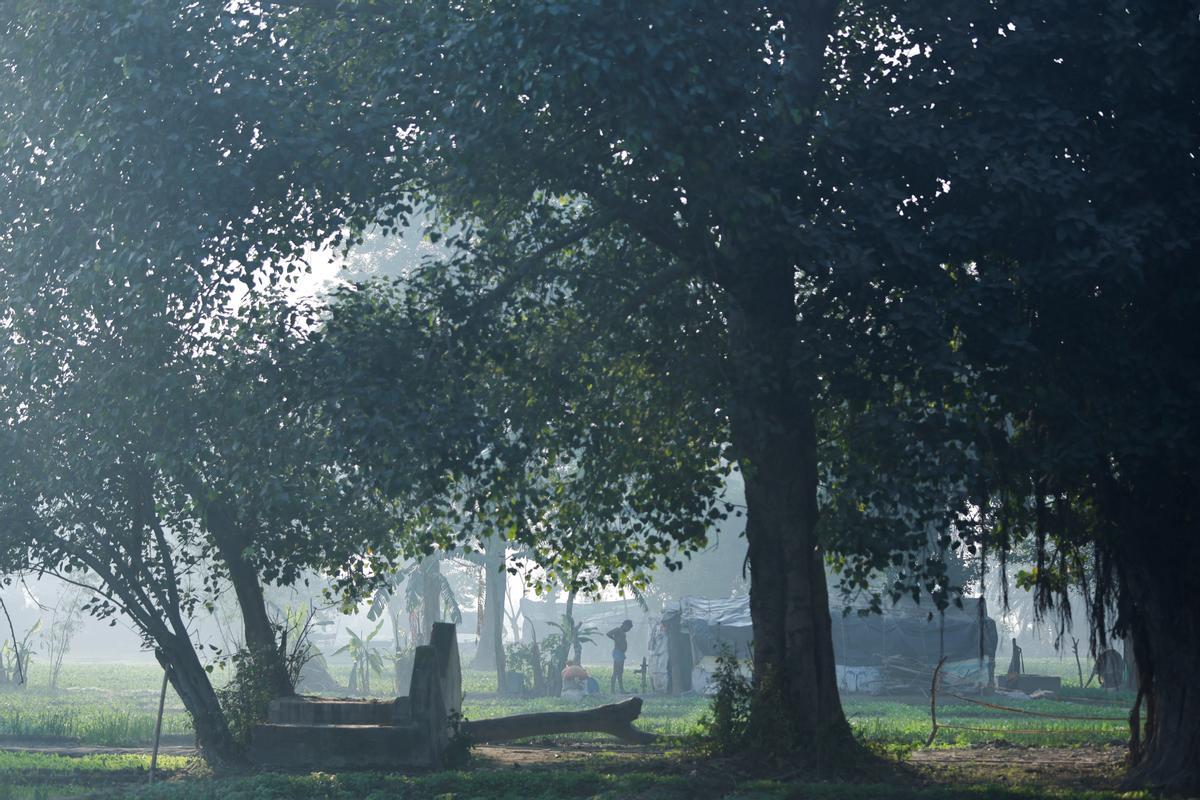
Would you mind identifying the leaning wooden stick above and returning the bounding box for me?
[149,667,170,784]
[0,596,24,687]
[926,656,946,747]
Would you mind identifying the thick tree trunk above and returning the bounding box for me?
[493,594,507,693]
[724,267,851,753]
[190,483,294,700]
[1117,530,1200,794]
[155,636,243,766]
[210,525,294,698]
[472,537,505,672]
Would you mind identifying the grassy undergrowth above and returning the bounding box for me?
[0,661,1135,749]
[0,784,92,800]
[0,752,192,800]
[96,772,1142,800]
[0,653,1139,800]
[0,751,191,773]
[0,747,1142,800]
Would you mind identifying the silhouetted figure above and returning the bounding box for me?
[607,619,634,693]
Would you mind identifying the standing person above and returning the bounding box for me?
[607,619,634,694]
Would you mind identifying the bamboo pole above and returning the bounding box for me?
[925,656,946,747]
[149,667,170,784]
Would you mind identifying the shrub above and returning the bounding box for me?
[698,647,752,754]
[215,649,276,746]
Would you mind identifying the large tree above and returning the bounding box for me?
[0,290,404,763]
[0,0,992,753]
[821,2,1200,789]
[8,2,1198,780]
[249,0,856,750]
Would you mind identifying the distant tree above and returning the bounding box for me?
[41,584,89,692]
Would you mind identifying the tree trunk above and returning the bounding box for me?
[530,633,546,697]
[210,525,294,698]
[1121,631,1138,690]
[390,606,410,695]
[472,536,505,672]
[548,588,577,697]
[155,636,243,766]
[486,540,508,692]
[419,555,442,644]
[724,267,851,754]
[466,697,653,744]
[493,591,507,693]
[1117,530,1200,794]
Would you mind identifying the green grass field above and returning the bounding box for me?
[0,658,1133,748]
[0,660,1138,799]
[0,663,195,746]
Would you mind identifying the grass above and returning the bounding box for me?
[0,662,1142,799]
[845,692,1131,750]
[89,771,1143,800]
[0,694,194,746]
[0,751,193,800]
[0,668,194,746]
[0,785,93,800]
[0,747,1143,800]
[0,661,1136,749]
[0,751,191,773]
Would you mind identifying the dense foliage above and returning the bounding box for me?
[1,0,1196,788]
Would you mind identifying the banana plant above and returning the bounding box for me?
[548,614,598,665]
[0,618,40,688]
[367,558,463,642]
[333,620,386,695]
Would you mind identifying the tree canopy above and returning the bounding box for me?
[1,0,1197,788]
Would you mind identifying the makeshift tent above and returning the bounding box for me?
[649,596,752,694]
[830,599,996,665]
[650,595,998,695]
[519,597,651,666]
[830,598,998,693]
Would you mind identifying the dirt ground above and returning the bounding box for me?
[908,744,1127,792]
[472,741,1127,794]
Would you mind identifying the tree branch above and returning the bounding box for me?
[41,569,134,621]
[0,595,26,686]
[253,0,409,34]
[456,211,618,329]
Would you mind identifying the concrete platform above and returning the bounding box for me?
[251,721,429,770]
[267,695,411,726]
[249,623,462,770]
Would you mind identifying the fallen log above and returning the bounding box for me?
[465,697,656,744]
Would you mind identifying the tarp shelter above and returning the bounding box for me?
[830,597,998,693]
[648,596,752,694]
[831,598,997,666]
[519,597,650,666]
[650,595,997,695]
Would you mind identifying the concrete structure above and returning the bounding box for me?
[250,622,462,770]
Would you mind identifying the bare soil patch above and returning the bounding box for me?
[909,744,1126,791]
[473,740,662,768]
[0,741,197,758]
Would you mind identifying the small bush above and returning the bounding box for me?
[215,647,302,746]
[698,647,752,753]
[444,709,472,768]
